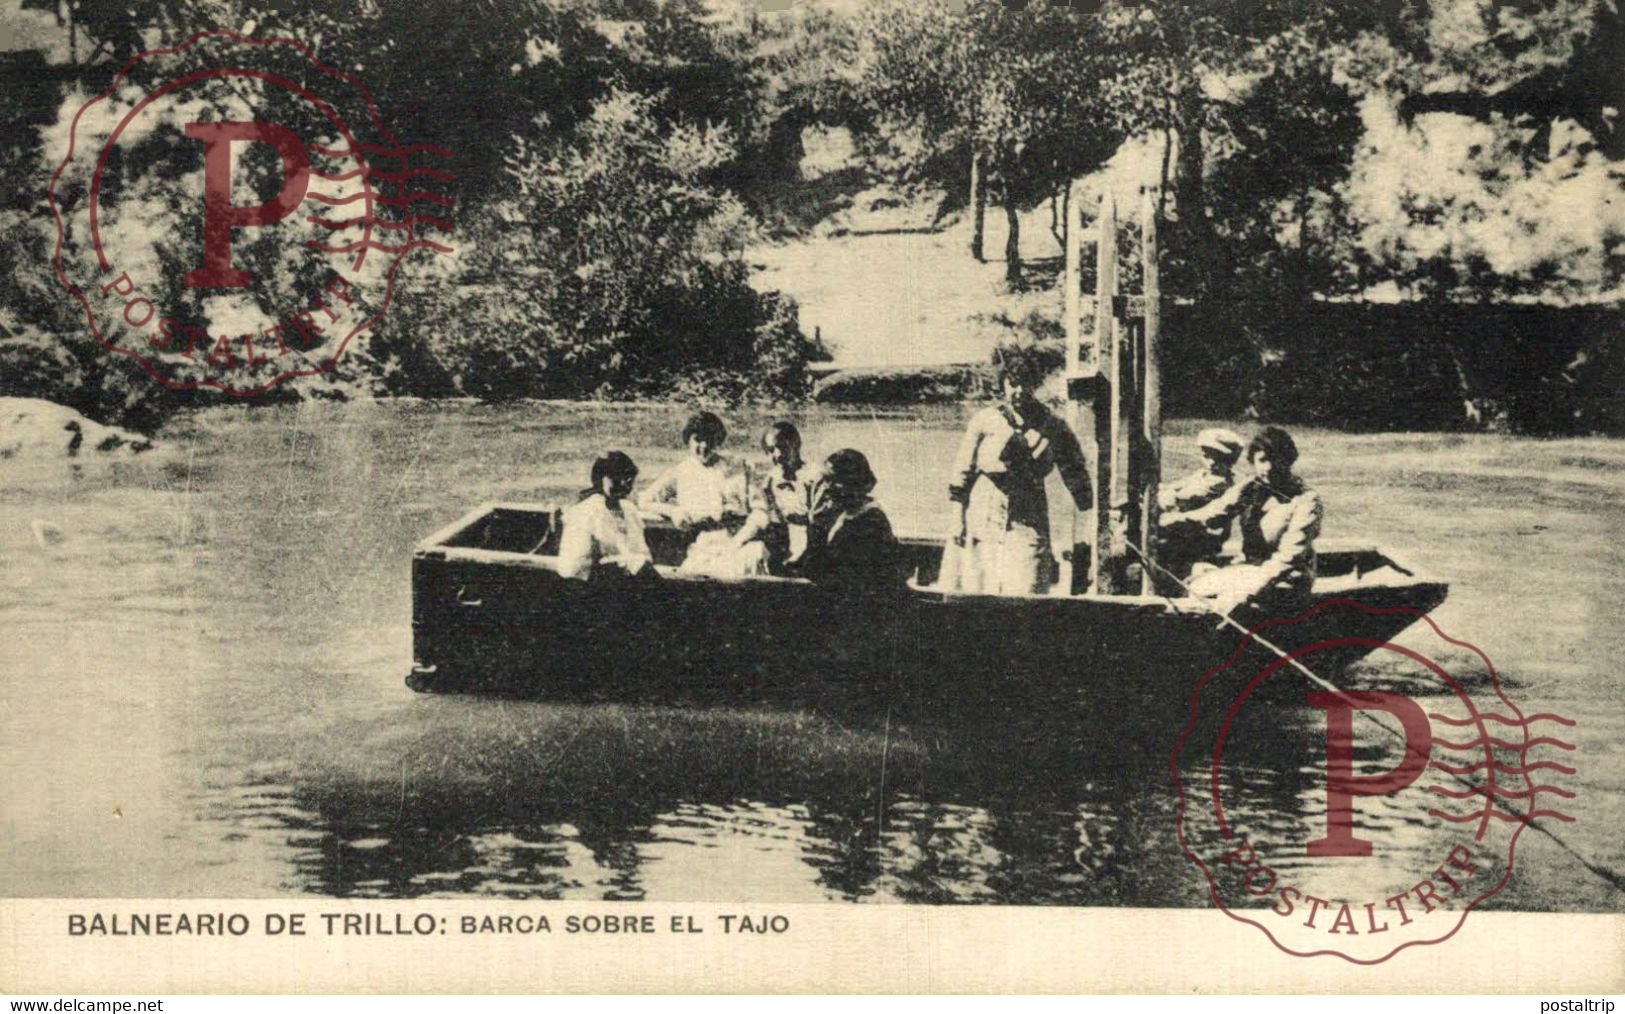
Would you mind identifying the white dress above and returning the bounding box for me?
[945,403,1091,594]
[638,455,753,576]
[557,495,651,580]
[638,455,747,522]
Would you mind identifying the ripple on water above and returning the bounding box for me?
[2,403,1620,909]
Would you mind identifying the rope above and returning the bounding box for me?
[1121,539,1624,893]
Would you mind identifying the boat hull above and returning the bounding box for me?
[408,505,1449,711]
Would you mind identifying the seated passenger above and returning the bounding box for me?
[1156,427,1246,581]
[1183,426,1323,617]
[638,410,751,574]
[558,451,656,581]
[728,421,813,576]
[791,449,901,589]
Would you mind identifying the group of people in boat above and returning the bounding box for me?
[941,343,1322,615]
[557,411,900,589]
[558,342,1322,617]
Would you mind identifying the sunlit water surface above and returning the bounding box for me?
[1,401,1620,909]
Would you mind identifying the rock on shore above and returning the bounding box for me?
[0,397,158,459]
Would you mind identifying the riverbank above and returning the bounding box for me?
[749,184,1621,432]
[0,396,160,459]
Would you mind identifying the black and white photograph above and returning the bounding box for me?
[0,0,1621,995]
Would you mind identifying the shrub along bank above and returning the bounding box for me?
[813,301,1621,436]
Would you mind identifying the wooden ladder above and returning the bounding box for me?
[1061,187,1162,597]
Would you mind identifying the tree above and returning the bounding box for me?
[1201,34,1365,296]
[1396,0,1622,158]
[223,0,621,205]
[729,2,874,224]
[370,88,823,400]
[1087,0,1415,298]
[1328,0,1625,301]
[17,1,185,67]
[5,0,827,420]
[858,0,1120,287]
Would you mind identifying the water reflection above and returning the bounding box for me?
[184,695,1226,905]
[2,402,1621,910]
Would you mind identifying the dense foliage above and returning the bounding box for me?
[824,0,1620,431]
[1,0,824,424]
[0,0,1619,432]
[841,0,1620,303]
[370,88,822,401]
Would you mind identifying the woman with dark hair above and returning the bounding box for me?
[640,411,740,523]
[792,449,901,588]
[558,451,655,581]
[639,409,751,573]
[947,342,1092,594]
[1183,426,1323,615]
[729,421,813,575]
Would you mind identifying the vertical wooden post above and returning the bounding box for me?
[1139,190,1163,596]
[1108,282,1134,595]
[1089,193,1118,595]
[969,152,986,262]
[1063,181,1084,378]
[1060,179,1085,595]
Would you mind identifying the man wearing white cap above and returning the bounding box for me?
[1155,427,1246,581]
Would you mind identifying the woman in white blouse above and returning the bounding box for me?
[558,451,655,581]
[638,411,751,574]
[947,345,1091,594]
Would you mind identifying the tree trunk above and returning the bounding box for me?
[1295,188,1313,293]
[970,152,986,262]
[1172,87,1215,296]
[1157,127,1174,219]
[1049,184,1066,248]
[1004,200,1022,290]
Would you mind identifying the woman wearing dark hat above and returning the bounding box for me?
[1182,426,1323,615]
[947,342,1092,594]
[790,449,901,589]
[558,451,656,581]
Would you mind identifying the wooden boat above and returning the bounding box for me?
[406,502,1448,707]
[407,207,1448,709]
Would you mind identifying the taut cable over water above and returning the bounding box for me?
[1122,539,1625,894]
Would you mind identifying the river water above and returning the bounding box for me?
[2,401,1621,909]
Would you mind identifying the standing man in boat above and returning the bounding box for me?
[1155,427,1246,582]
[1182,426,1324,617]
[948,343,1092,594]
